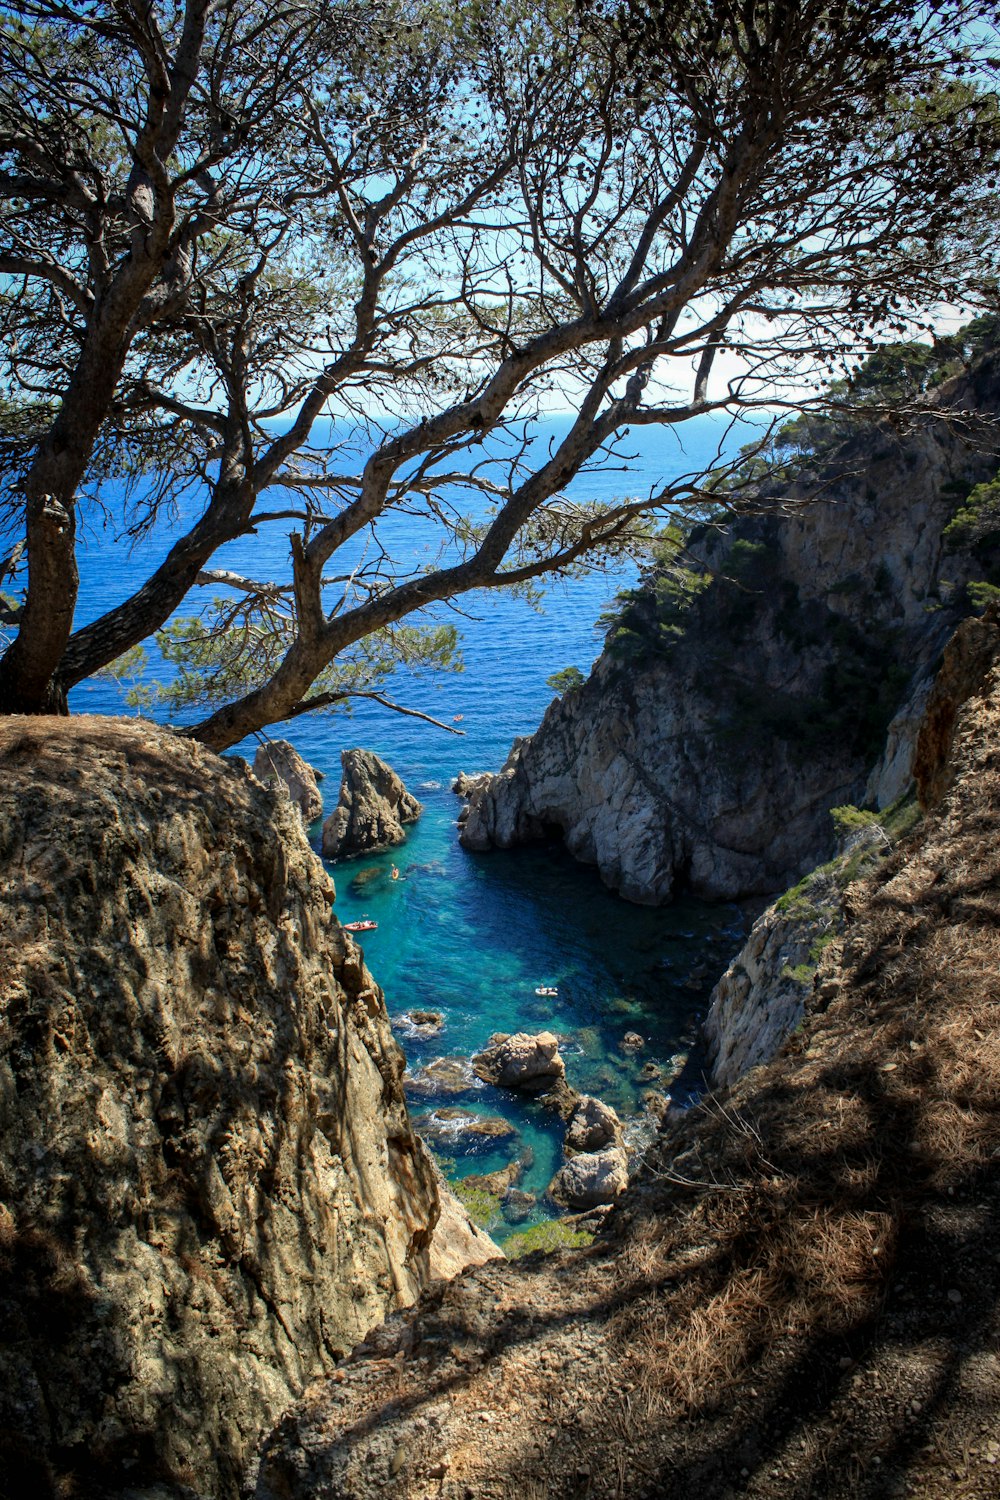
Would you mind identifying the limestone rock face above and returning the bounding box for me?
[321,748,421,858]
[252,738,323,823]
[703,826,894,1089]
[461,358,1000,902]
[472,1030,566,1090]
[0,718,485,1500]
[565,1095,622,1154]
[549,1146,629,1208]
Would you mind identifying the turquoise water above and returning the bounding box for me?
[55,412,756,1238]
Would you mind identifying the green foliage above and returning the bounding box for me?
[829,804,880,836]
[453,1180,502,1230]
[881,792,921,840]
[600,521,711,660]
[546,665,585,695]
[98,644,154,714]
[133,606,462,718]
[967,579,1000,613]
[943,477,1000,553]
[503,1219,594,1258]
[722,319,1000,497]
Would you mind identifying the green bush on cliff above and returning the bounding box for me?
[830,804,880,836]
[453,1180,503,1230]
[546,665,585,696]
[600,522,711,659]
[943,476,1000,553]
[503,1220,595,1259]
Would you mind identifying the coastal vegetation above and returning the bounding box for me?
[2,0,998,750]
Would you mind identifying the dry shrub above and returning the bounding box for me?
[912,1100,996,1186]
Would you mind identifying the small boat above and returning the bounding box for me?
[534,986,559,997]
[343,918,378,933]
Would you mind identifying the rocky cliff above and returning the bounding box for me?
[461,352,1000,902]
[703,605,1000,1092]
[0,718,493,1500]
[321,748,422,859]
[257,609,1000,1500]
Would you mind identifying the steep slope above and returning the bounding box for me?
[461,353,1000,902]
[0,718,494,1500]
[260,609,1000,1500]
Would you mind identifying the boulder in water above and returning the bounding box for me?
[472,1030,566,1090]
[416,1108,516,1147]
[321,748,422,858]
[549,1146,629,1209]
[404,1057,479,1098]
[252,738,323,823]
[564,1095,622,1154]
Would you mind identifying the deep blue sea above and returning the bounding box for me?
[59,411,756,1239]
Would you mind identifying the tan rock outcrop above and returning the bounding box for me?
[252,737,324,823]
[472,1030,566,1090]
[0,717,489,1500]
[564,1095,622,1154]
[549,1146,629,1208]
[321,747,422,858]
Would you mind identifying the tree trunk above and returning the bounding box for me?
[0,293,167,714]
[57,485,254,691]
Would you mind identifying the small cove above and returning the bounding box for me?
[63,411,756,1240]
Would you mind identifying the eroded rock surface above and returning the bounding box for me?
[0,718,487,1499]
[252,738,323,823]
[472,1031,566,1090]
[321,748,422,858]
[549,1146,629,1209]
[565,1095,622,1154]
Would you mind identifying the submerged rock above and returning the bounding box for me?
[549,1146,629,1209]
[565,1095,622,1154]
[405,1057,481,1098]
[461,1159,524,1197]
[395,1009,445,1038]
[321,748,422,858]
[501,1187,537,1224]
[0,717,488,1500]
[253,737,324,823]
[416,1108,517,1147]
[472,1030,566,1090]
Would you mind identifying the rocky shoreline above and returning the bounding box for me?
[457,353,1000,903]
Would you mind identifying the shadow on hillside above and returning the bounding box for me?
[257,799,1000,1499]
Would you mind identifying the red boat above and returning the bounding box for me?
[343,918,377,933]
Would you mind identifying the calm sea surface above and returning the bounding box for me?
[64,411,756,1238]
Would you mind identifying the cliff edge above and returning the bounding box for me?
[0,718,493,1500]
[258,611,1000,1500]
[461,352,1000,902]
